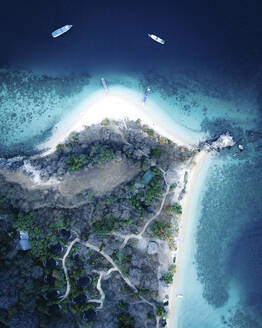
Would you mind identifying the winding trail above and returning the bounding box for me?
[88,268,118,309]
[87,271,104,309]
[59,237,79,302]
[114,183,170,250]
[59,237,137,304]
[58,169,170,328]
[79,240,137,292]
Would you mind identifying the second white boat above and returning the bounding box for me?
[148,33,165,45]
[52,25,73,38]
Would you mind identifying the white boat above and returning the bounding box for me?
[176,294,184,299]
[148,33,165,45]
[52,25,73,38]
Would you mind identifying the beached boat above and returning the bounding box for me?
[176,294,184,299]
[142,87,151,105]
[52,25,73,38]
[147,33,165,45]
[101,77,109,93]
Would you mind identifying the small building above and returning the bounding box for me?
[141,170,153,185]
[19,231,31,251]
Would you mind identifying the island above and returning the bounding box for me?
[0,117,205,328]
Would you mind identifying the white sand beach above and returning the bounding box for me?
[37,89,193,156]
[167,150,210,328]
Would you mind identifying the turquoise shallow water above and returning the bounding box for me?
[1,68,262,328]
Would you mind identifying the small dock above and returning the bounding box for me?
[142,87,151,105]
[101,77,109,93]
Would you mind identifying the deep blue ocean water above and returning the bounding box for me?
[1,1,262,327]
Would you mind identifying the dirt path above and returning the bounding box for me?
[113,183,171,250]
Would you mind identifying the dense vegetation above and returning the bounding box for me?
[129,167,164,211]
[161,264,176,285]
[67,155,87,172]
[0,120,193,328]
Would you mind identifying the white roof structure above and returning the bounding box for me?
[19,231,31,251]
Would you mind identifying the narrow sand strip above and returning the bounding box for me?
[167,151,211,328]
[37,92,191,156]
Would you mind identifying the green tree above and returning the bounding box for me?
[151,147,162,158]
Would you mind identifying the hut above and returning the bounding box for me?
[19,231,31,251]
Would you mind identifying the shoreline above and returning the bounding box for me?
[34,89,210,327]
[37,90,193,157]
[167,150,211,328]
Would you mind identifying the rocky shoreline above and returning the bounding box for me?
[0,119,197,328]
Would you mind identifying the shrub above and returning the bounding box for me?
[170,183,177,190]
[56,144,63,152]
[158,136,169,145]
[167,203,182,215]
[106,198,114,206]
[168,263,176,273]
[92,216,116,235]
[152,222,171,240]
[151,147,162,158]
[113,249,131,277]
[68,131,79,143]
[145,128,154,136]
[101,118,110,125]
[117,312,134,328]
[161,264,176,285]
[136,288,149,297]
[161,272,174,285]
[67,154,87,172]
[157,306,168,319]
[90,145,115,164]
[141,158,151,171]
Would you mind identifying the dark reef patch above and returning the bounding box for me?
[195,157,262,311]
[0,70,90,157]
[227,219,262,325]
